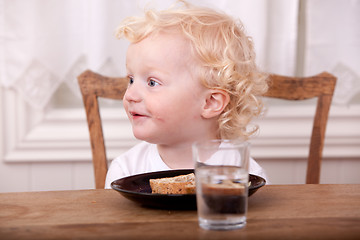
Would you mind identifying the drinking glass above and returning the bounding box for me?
[193,139,250,230]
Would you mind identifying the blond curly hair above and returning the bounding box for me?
[116,1,268,139]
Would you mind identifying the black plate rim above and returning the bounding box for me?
[111,169,266,197]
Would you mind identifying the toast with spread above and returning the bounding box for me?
[149,173,195,194]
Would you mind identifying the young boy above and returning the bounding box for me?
[105,1,268,188]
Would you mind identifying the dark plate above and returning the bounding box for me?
[111,169,266,210]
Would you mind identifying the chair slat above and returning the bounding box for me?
[78,70,336,187]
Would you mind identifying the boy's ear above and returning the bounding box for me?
[201,89,230,119]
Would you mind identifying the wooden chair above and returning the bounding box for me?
[263,72,336,184]
[78,70,128,189]
[78,70,336,188]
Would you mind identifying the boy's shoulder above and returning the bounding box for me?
[109,141,169,177]
[119,141,156,160]
[128,141,154,151]
[105,142,158,187]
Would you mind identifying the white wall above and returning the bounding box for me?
[1,152,359,193]
[1,87,359,192]
[1,0,360,192]
[0,159,360,192]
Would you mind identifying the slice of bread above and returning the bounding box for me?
[149,173,196,194]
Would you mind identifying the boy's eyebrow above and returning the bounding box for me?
[126,62,171,77]
[125,62,134,74]
[125,66,131,74]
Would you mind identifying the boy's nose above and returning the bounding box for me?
[124,84,142,103]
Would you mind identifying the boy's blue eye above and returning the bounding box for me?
[148,79,159,87]
[128,76,134,85]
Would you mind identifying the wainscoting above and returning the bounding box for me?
[1,87,359,192]
[1,157,359,193]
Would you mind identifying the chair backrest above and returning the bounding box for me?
[78,70,128,189]
[264,72,336,184]
[78,70,336,188]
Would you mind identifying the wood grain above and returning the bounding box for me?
[264,72,336,183]
[0,185,359,239]
[78,70,128,188]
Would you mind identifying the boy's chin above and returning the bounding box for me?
[133,134,170,145]
[133,133,155,143]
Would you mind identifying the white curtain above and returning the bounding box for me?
[1,0,358,108]
[1,0,136,108]
[304,0,360,105]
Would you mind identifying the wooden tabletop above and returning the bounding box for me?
[0,184,359,240]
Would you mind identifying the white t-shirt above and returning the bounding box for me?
[105,141,268,188]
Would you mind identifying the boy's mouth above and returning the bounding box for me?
[129,111,146,118]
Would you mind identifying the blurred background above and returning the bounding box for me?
[1,0,359,192]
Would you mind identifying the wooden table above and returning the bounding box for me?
[0,184,359,239]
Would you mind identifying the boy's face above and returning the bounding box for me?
[123,32,210,145]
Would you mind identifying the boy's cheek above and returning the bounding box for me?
[122,102,131,118]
